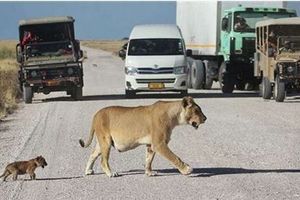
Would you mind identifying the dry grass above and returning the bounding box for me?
[0,40,19,118]
[81,40,127,55]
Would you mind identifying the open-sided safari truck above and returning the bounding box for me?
[255,17,300,102]
[17,16,83,103]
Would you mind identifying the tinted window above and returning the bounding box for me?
[128,39,184,56]
[234,12,296,32]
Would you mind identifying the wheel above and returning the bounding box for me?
[23,85,33,104]
[179,90,188,97]
[262,77,272,99]
[274,75,285,102]
[186,58,193,88]
[204,77,213,89]
[191,60,205,89]
[71,87,83,100]
[218,62,234,93]
[236,82,245,90]
[204,60,214,89]
[125,90,136,98]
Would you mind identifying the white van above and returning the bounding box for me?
[122,24,188,97]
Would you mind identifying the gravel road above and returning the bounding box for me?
[0,47,300,200]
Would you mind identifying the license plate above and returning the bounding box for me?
[148,82,165,89]
[46,80,59,86]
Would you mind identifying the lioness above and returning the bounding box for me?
[0,156,47,181]
[79,96,206,177]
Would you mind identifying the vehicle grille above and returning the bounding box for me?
[137,67,173,74]
[242,37,255,57]
[136,78,175,84]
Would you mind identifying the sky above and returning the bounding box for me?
[0,1,176,40]
[0,1,300,40]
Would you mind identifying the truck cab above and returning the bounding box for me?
[17,16,83,103]
[219,6,296,93]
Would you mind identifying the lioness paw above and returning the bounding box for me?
[145,171,157,177]
[180,165,193,175]
[85,169,94,175]
[108,172,120,178]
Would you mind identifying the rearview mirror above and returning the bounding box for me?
[119,49,126,60]
[186,49,192,57]
[16,44,23,63]
[221,18,228,31]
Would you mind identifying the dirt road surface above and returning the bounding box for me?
[1,47,300,200]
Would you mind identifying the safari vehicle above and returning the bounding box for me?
[255,17,300,102]
[120,24,188,98]
[17,16,83,103]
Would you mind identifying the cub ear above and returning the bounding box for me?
[182,96,194,108]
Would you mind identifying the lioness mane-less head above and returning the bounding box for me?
[181,96,207,129]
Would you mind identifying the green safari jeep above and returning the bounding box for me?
[17,16,83,103]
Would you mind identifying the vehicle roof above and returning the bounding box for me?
[225,6,295,14]
[129,24,182,39]
[19,16,74,26]
[256,17,300,27]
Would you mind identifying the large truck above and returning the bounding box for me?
[17,16,83,103]
[177,1,296,93]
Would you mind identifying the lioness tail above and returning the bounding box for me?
[79,120,95,148]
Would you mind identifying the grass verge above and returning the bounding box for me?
[0,40,19,119]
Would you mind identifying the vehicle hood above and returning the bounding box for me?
[125,55,186,68]
[277,52,300,62]
[24,55,75,66]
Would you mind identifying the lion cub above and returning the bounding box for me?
[0,156,47,181]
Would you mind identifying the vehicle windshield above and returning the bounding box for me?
[128,39,184,56]
[278,36,300,54]
[25,41,73,59]
[234,12,296,32]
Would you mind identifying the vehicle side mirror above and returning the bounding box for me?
[119,49,126,60]
[16,44,23,63]
[79,50,83,58]
[221,18,228,31]
[186,49,192,57]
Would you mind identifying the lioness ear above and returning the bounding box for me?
[182,96,194,108]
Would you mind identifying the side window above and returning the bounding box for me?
[227,13,232,32]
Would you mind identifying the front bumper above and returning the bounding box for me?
[125,73,187,92]
[25,76,81,87]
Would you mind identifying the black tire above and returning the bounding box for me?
[72,87,83,100]
[218,62,234,93]
[262,77,272,99]
[125,90,136,98]
[274,75,285,102]
[23,85,33,104]
[186,58,193,88]
[204,61,213,89]
[204,77,213,89]
[236,82,245,90]
[191,60,205,89]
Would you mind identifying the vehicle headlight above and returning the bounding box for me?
[287,65,294,73]
[125,67,137,75]
[30,70,37,77]
[173,66,186,74]
[67,67,74,75]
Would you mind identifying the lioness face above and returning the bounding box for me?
[36,156,48,168]
[182,97,207,129]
